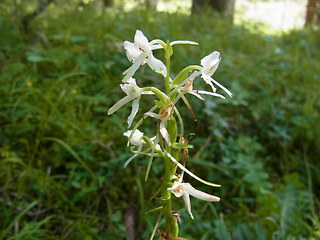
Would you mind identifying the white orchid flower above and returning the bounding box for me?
[123,129,145,167]
[124,129,145,146]
[108,78,153,127]
[184,77,225,100]
[144,102,174,146]
[168,174,220,219]
[122,30,167,82]
[200,51,232,98]
[124,130,161,168]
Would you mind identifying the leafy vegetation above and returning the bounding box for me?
[0,2,319,239]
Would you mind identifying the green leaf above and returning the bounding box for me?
[145,206,163,214]
[27,55,45,63]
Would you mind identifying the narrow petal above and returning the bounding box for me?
[151,44,163,50]
[160,120,171,146]
[180,93,197,120]
[202,76,217,92]
[182,193,194,219]
[210,78,233,98]
[171,40,198,46]
[162,149,221,187]
[183,183,220,202]
[108,96,133,115]
[189,91,205,101]
[197,90,225,99]
[122,53,146,83]
[124,153,138,168]
[145,135,159,181]
[127,97,140,127]
[141,91,154,95]
[147,54,167,77]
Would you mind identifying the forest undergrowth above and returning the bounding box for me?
[0,4,319,239]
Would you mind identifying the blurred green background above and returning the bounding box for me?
[0,0,319,239]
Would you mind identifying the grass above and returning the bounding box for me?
[0,2,319,239]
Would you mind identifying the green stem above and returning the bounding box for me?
[162,153,178,237]
[164,41,173,95]
[164,55,171,94]
[161,41,179,237]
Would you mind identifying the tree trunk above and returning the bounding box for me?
[103,0,113,8]
[305,0,320,24]
[145,0,158,10]
[192,0,235,21]
[22,0,56,33]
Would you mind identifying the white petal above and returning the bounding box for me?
[160,120,171,146]
[168,182,184,197]
[144,112,160,119]
[197,90,225,99]
[134,30,152,55]
[162,149,221,187]
[201,51,220,69]
[201,52,221,77]
[189,91,205,101]
[125,77,137,86]
[123,41,140,62]
[183,183,220,202]
[108,96,133,115]
[124,129,145,146]
[182,193,194,219]
[171,40,198,46]
[120,77,139,96]
[122,53,146,83]
[134,30,149,46]
[201,76,217,92]
[151,44,163,50]
[210,78,233,98]
[147,54,167,77]
[141,91,154,95]
[145,135,160,181]
[127,97,140,127]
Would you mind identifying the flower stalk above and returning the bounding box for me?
[161,42,179,236]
